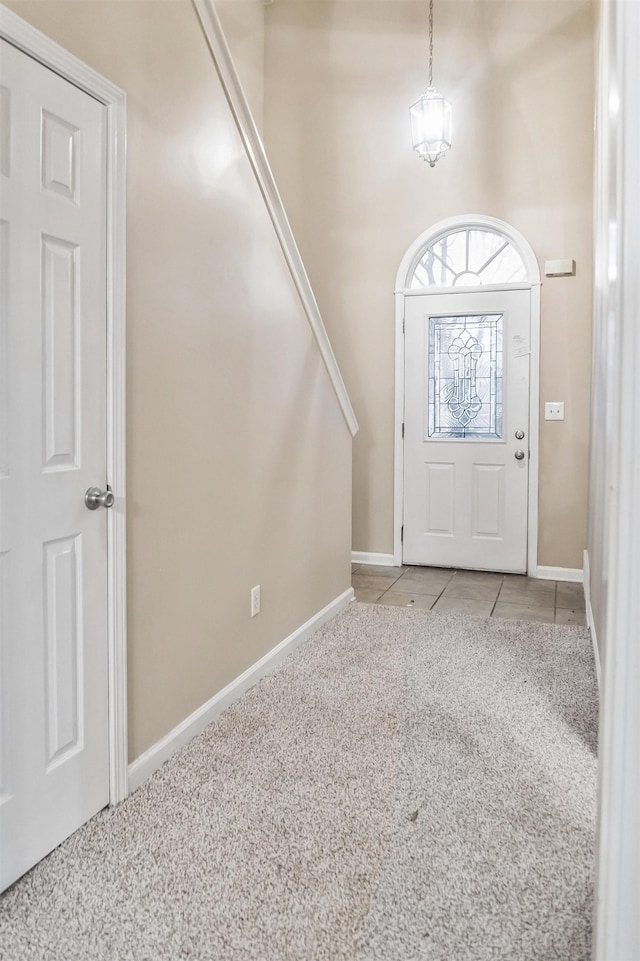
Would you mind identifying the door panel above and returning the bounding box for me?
[43,534,82,769]
[471,464,504,538]
[42,235,80,469]
[424,462,455,534]
[0,39,109,891]
[403,289,530,572]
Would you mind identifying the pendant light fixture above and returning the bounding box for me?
[410,0,452,166]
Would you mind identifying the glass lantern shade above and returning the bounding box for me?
[410,87,452,166]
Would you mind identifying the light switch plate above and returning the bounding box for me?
[545,402,565,421]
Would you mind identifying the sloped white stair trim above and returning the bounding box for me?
[192,0,358,437]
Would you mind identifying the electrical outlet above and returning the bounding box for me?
[250,585,261,617]
[545,402,565,421]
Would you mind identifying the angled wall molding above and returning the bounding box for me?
[192,0,358,438]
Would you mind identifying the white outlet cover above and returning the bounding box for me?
[545,402,565,421]
[251,585,261,617]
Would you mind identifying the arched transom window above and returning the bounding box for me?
[410,228,528,288]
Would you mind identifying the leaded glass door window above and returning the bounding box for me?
[428,314,503,439]
[403,288,530,573]
[410,228,527,289]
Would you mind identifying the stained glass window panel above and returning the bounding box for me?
[467,230,506,274]
[478,243,527,285]
[434,231,467,276]
[409,229,527,289]
[428,314,503,439]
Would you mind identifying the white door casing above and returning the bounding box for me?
[0,7,127,890]
[394,216,541,573]
[403,288,530,572]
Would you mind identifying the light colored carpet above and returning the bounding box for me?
[0,603,597,960]
[358,607,597,961]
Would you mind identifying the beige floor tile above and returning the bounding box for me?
[555,577,583,587]
[376,592,438,610]
[393,572,453,595]
[450,570,505,586]
[352,572,402,592]
[492,602,555,624]
[432,596,494,616]
[442,581,501,602]
[502,574,557,593]
[497,585,555,608]
[556,586,586,611]
[354,587,385,603]
[351,564,361,573]
[555,608,588,626]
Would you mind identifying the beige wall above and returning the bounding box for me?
[9,0,352,760]
[265,0,595,569]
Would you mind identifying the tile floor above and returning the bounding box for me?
[352,564,587,626]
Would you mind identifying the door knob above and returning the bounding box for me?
[514,450,526,461]
[85,487,115,510]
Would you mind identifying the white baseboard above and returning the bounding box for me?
[583,549,601,692]
[353,554,584,582]
[535,565,583,583]
[352,552,397,567]
[127,586,355,793]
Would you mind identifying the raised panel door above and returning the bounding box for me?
[0,39,109,891]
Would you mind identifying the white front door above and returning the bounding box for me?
[0,39,109,891]
[403,288,531,572]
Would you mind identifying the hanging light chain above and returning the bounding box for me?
[428,0,434,88]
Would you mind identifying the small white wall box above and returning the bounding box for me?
[251,585,261,617]
[544,259,576,277]
[545,402,565,421]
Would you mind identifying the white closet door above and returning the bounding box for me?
[0,38,109,891]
